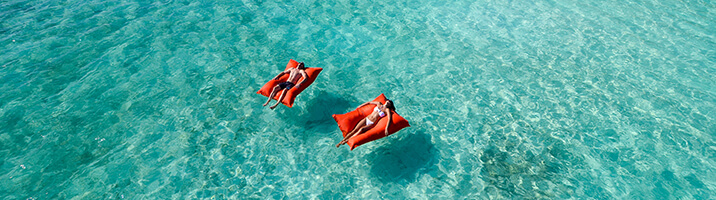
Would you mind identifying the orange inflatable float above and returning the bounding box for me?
[332,94,410,150]
[257,59,322,108]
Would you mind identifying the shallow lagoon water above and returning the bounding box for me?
[1,0,714,199]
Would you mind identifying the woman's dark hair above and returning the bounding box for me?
[297,62,306,69]
[385,99,396,111]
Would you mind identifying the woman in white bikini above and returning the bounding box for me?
[336,99,395,147]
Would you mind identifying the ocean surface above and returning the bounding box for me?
[1,0,714,199]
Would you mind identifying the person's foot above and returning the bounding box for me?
[336,143,341,147]
[270,105,278,109]
[262,102,269,106]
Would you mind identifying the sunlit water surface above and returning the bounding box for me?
[1,0,714,199]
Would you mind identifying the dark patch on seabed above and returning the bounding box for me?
[366,130,437,182]
[277,90,355,129]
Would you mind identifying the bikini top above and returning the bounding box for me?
[374,106,386,118]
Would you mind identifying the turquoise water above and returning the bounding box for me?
[1,0,714,198]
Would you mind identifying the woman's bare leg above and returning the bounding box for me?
[337,119,375,147]
[263,85,281,106]
[337,127,368,147]
[337,126,365,147]
[340,121,366,142]
[344,119,367,138]
[270,89,289,109]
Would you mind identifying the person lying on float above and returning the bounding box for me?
[263,62,308,109]
[336,99,395,147]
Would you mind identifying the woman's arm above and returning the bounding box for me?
[384,108,392,135]
[357,101,381,108]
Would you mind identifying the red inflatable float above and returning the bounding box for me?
[332,94,410,150]
[257,59,322,108]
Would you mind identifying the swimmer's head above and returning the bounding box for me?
[297,62,306,69]
[385,99,395,111]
